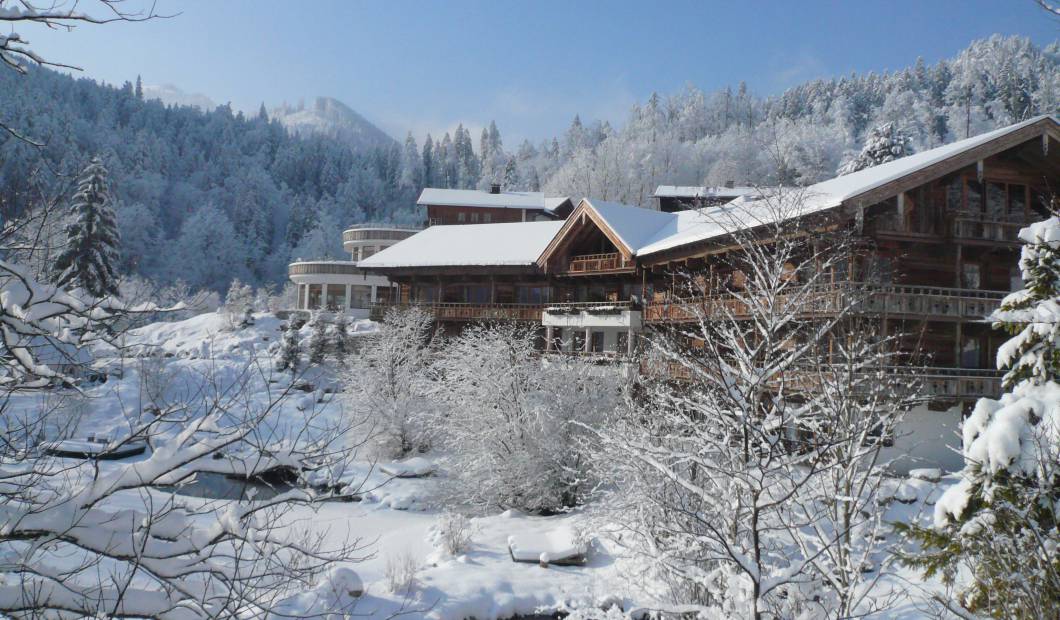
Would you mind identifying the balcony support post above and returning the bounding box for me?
[546,326,554,352]
[627,327,635,358]
[584,328,592,354]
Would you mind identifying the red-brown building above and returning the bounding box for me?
[417,185,573,226]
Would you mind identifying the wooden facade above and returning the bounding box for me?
[366,118,1060,403]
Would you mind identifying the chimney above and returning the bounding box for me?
[490,183,501,194]
[724,180,735,189]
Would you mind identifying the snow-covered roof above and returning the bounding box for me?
[544,196,573,212]
[418,188,564,211]
[582,199,677,254]
[637,115,1059,256]
[357,221,566,268]
[654,185,761,199]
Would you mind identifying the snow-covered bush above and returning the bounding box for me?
[434,322,620,513]
[343,307,435,458]
[436,511,475,556]
[332,311,351,362]
[384,548,419,594]
[901,212,1060,619]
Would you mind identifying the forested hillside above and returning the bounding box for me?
[0,69,418,291]
[0,35,1055,293]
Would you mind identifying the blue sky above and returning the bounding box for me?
[24,0,1059,144]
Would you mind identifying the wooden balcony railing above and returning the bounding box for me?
[369,302,543,322]
[544,301,636,315]
[644,283,1007,323]
[952,217,1023,243]
[642,361,1003,399]
[566,252,633,274]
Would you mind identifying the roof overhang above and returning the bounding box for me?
[536,199,637,271]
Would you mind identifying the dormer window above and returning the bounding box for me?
[458,212,466,223]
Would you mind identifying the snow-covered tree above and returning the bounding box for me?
[307,310,329,364]
[275,318,302,373]
[837,122,914,175]
[901,211,1060,619]
[221,278,254,329]
[343,307,435,458]
[589,191,915,617]
[53,156,121,298]
[332,311,351,362]
[434,322,621,513]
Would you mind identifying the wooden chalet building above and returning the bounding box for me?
[417,185,573,226]
[362,115,1060,469]
[654,184,764,212]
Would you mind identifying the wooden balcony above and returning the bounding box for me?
[565,252,634,275]
[641,361,1002,399]
[369,302,543,322]
[644,283,1007,323]
[951,217,1023,243]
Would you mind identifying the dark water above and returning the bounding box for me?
[161,471,294,501]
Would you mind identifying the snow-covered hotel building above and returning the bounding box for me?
[286,187,574,317]
[359,116,1060,470]
[287,224,420,318]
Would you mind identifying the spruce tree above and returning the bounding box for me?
[54,157,121,298]
[898,208,1060,618]
[276,319,302,373]
[332,311,350,363]
[307,310,329,364]
[837,122,914,175]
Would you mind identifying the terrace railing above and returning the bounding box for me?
[644,283,1007,323]
[369,301,543,322]
[566,252,633,274]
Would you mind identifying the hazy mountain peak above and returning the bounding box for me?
[141,84,217,111]
[270,96,396,151]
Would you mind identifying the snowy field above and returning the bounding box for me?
[0,310,974,619]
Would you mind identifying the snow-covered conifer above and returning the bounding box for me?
[276,318,302,373]
[332,311,351,362]
[307,310,329,364]
[53,157,121,298]
[901,210,1060,619]
[221,278,255,329]
[837,122,914,175]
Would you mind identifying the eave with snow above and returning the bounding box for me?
[417,186,574,226]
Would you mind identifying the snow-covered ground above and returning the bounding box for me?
[9,311,961,618]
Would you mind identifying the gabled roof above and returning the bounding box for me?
[654,185,762,199]
[357,220,565,268]
[417,188,570,212]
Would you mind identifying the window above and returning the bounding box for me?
[471,212,480,223]
[376,287,392,304]
[307,284,322,309]
[483,213,491,223]
[961,337,981,368]
[616,331,629,354]
[550,328,563,351]
[326,284,346,310]
[1010,266,1023,292]
[962,263,981,289]
[298,284,306,309]
[966,179,983,213]
[361,246,376,260]
[349,285,372,309]
[572,330,586,352]
[457,212,466,223]
[986,182,1006,218]
[590,331,605,353]
[946,177,963,211]
[1008,184,1026,217]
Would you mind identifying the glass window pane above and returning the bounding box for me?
[307,284,322,309]
[326,284,346,310]
[966,180,982,213]
[1009,184,1026,216]
[349,285,372,308]
[986,182,1005,218]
